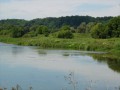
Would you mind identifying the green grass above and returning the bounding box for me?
[0,33,120,54]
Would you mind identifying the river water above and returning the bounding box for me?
[0,43,120,90]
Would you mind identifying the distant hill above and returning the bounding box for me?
[0,16,113,28]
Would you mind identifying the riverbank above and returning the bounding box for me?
[0,33,120,54]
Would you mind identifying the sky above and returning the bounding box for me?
[0,0,120,20]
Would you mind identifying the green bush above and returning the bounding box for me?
[105,16,120,38]
[57,30,73,39]
[23,31,37,37]
[91,23,108,39]
[0,30,11,35]
[91,16,120,39]
[56,25,73,39]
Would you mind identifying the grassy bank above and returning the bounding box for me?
[0,33,120,54]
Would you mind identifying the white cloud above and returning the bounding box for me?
[0,0,120,20]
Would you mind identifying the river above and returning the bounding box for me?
[0,42,120,90]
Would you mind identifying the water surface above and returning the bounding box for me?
[0,43,120,90]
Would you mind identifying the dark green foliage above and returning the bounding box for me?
[76,22,96,34]
[41,26,49,35]
[35,25,49,36]
[10,26,24,38]
[91,16,120,39]
[36,26,43,34]
[105,16,120,38]
[57,30,73,39]
[86,22,95,33]
[57,25,73,39]
[0,19,27,37]
[95,16,113,23]
[24,16,112,29]
[60,25,71,31]
[22,25,49,37]
[23,31,37,37]
[0,19,27,26]
[77,22,86,33]
[0,30,11,35]
[30,25,38,32]
[0,15,115,39]
[91,23,107,39]
[23,26,30,34]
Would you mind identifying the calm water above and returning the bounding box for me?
[0,43,120,90]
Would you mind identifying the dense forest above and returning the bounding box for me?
[1,15,119,39]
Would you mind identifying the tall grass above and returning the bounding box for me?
[0,34,120,54]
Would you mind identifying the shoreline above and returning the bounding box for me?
[0,35,120,54]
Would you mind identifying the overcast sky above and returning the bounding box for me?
[0,0,120,20]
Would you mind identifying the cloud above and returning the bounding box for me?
[0,0,120,20]
[76,4,113,12]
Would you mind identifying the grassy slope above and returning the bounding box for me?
[0,33,120,54]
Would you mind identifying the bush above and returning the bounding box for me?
[91,16,120,39]
[56,25,73,39]
[23,31,37,37]
[0,30,11,35]
[57,30,73,39]
[105,16,120,38]
[36,25,49,37]
[91,23,108,39]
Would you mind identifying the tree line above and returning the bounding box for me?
[0,15,119,39]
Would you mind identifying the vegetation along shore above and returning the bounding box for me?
[0,16,120,57]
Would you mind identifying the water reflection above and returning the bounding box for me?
[89,53,120,73]
[62,52,86,56]
[11,46,24,55]
[37,50,47,55]
[30,47,120,73]
[0,43,120,90]
[62,51,106,57]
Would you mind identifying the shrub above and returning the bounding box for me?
[57,30,73,39]
[57,25,73,39]
[105,16,120,38]
[91,23,107,39]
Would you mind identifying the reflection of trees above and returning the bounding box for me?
[63,53,70,56]
[89,54,120,73]
[62,52,86,56]
[30,47,47,55]
[107,60,120,73]
[11,46,24,55]
[38,50,47,55]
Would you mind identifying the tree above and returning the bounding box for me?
[28,25,50,37]
[91,16,120,39]
[42,26,49,37]
[105,16,120,38]
[86,22,95,33]
[91,23,107,39]
[0,16,113,38]
[57,25,73,39]
[57,30,73,39]
[60,25,71,31]
[10,26,24,38]
[30,25,38,32]
[77,22,86,33]
[36,25,44,34]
